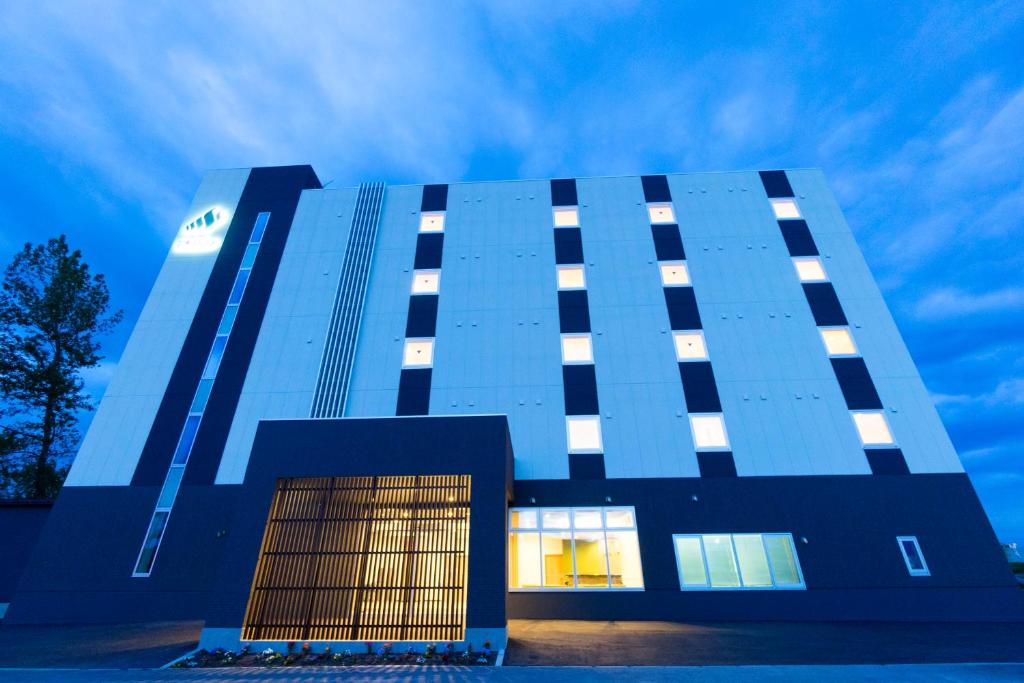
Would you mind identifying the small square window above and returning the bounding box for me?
[690,414,729,450]
[673,331,708,361]
[402,338,434,367]
[897,536,930,576]
[419,212,445,233]
[561,334,594,364]
[793,257,827,282]
[852,411,895,446]
[770,198,801,219]
[557,265,586,290]
[820,328,858,356]
[553,207,579,227]
[648,203,676,224]
[566,416,602,453]
[411,270,440,294]
[660,261,690,286]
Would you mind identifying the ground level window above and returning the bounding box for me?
[897,536,930,576]
[509,507,643,591]
[672,533,805,590]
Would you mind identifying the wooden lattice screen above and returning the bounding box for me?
[241,475,471,642]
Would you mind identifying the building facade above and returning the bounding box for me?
[8,165,1021,648]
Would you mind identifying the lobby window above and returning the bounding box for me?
[689,414,729,450]
[673,533,805,590]
[411,270,440,294]
[553,207,580,227]
[557,265,586,290]
[561,334,594,364]
[660,261,691,286]
[820,327,858,356]
[648,203,676,224]
[897,536,930,577]
[674,331,708,361]
[566,416,602,453]
[793,257,828,282]
[402,338,434,368]
[419,212,445,233]
[509,506,644,590]
[852,411,895,446]
[770,198,801,219]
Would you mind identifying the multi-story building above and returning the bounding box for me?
[8,165,1021,648]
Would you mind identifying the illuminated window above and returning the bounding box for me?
[793,257,827,282]
[770,198,801,219]
[509,506,644,590]
[411,270,440,294]
[419,212,445,233]
[557,265,586,290]
[660,261,690,286]
[674,331,708,361]
[897,536,930,576]
[561,334,594,364]
[690,414,729,450]
[820,328,858,356]
[852,411,895,446]
[403,338,434,367]
[566,416,602,453]
[648,203,676,224]
[553,207,579,227]
[673,533,804,589]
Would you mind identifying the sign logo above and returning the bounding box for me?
[172,206,230,254]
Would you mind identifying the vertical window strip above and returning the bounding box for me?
[132,211,271,577]
[550,179,605,479]
[758,170,906,473]
[642,175,735,475]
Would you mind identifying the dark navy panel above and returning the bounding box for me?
[803,282,848,326]
[696,451,737,477]
[420,184,449,212]
[641,175,672,203]
[831,357,883,410]
[413,233,444,270]
[759,170,795,198]
[550,178,578,207]
[557,290,592,333]
[866,448,911,475]
[569,454,606,480]
[132,166,322,487]
[678,361,722,413]
[664,286,703,330]
[405,294,439,338]
[396,368,432,416]
[651,225,686,261]
[562,364,600,415]
[554,227,584,264]
[779,220,819,257]
[0,501,51,603]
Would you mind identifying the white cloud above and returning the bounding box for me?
[915,286,1024,320]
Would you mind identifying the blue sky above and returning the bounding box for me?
[1,2,1022,541]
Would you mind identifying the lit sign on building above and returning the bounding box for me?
[172,206,230,254]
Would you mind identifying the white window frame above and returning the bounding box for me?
[419,211,445,233]
[689,413,730,451]
[410,269,441,295]
[819,327,859,357]
[553,206,580,228]
[792,256,828,282]
[509,506,644,592]
[897,536,930,576]
[659,261,691,287]
[561,334,594,365]
[851,410,896,447]
[556,265,586,291]
[647,202,676,224]
[770,198,801,219]
[402,338,435,368]
[673,331,709,361]
[566,416,603,453]
[672,533,806,591]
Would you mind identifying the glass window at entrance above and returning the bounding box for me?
[672,533,805,590]
[509,506,644,591]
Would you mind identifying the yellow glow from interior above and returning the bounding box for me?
[690,414,728,449]
[648,203,676,224]
[820,328,857,356]
[402,339,434,367]
[853,412,895,445]
[673,332,707,360]
[557,266,586,289]
[771,198,801,219]
[660,262,690,285]
[553,207,579,227]
[793,257,827,281]
[419,212,445,232]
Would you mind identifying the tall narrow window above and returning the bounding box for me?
[897,536,930,576]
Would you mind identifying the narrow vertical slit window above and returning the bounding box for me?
[897,536,930,576]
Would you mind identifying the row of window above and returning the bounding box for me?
[400,210,448,370]
[507,507,931,592]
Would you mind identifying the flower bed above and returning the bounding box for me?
[173,641,497,668]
